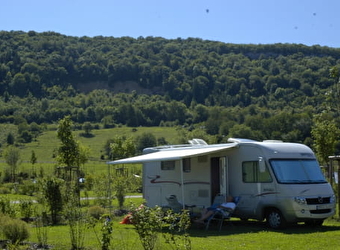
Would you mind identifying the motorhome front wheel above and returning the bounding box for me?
[266,209,287,229]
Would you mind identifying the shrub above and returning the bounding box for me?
[0,186,11,194]
[0,197,16,217]
[18,180,38,196]
[88,205,107,220]
[2,217,30,244]
[19,199,34,219]
[131,205,164,250]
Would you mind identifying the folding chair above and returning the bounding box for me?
[205,195,239,231]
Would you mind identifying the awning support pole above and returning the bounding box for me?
[180,160,185,209]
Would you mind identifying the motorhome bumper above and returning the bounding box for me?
[293,204,335,220]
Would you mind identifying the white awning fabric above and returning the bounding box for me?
[107,142,238,165]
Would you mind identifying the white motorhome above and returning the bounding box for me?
[108,138,336,229]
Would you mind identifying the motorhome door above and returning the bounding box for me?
[210,157,228,202]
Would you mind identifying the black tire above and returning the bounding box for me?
[266,209,286,229]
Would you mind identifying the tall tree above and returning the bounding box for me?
[56,116,80,167]
[56,116,89,202]
[3,145,20,182]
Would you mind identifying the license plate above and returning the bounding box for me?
[316,204,332,210]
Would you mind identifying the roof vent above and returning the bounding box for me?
[228,138,257,143]
[263,140,283,143]
[188,138,208,145]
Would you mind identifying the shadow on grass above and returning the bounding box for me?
[189,219,340,237]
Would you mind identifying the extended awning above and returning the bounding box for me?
[107,142,238,165]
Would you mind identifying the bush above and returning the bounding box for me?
[88,205,107,220]
[19,199,34,219]
[1,217,30,243]
[0,186,10,194]
[0,197,16,217]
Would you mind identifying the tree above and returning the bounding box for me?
[30,150,37,177]
[56,116,80,167]
[56,116,89,203]
[110,136,136,160]
[6,133,15,145]
[3,145,20,182]
[40,177,64,225]
[311,114,340,166]
[82,122,93,136]
[135,133,157,153]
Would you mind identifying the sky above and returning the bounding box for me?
[1,0,340,48]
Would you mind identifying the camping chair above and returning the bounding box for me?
[205,195,239,231]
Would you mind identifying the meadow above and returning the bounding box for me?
[0,126,180,177]
[15,126,180,163]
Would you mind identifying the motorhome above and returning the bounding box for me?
[108,138,336,229]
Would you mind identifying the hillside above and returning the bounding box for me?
[1,31,340,149]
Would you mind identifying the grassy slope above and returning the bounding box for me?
[0,126,179,175]
[23,126,180,162]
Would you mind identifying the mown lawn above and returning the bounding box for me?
[27,217,340,250]
[2,193,340,249]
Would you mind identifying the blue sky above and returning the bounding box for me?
[1,0,339,48]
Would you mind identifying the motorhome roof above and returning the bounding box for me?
[107,138,315,165]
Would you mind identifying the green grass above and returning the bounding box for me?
[0,126,179,166]
[0,126,179,177]
[26,217,340,250]
[2,193,340,249]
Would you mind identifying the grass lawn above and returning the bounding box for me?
[26,217,340,250]
[2,193,340,249]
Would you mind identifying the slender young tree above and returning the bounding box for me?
[56,116,89,203]
[56,116,80,167]
[4,145,20,182]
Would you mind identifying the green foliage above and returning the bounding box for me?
[6,132,15,145]
[56,116,81,167]
[82,121,93,136]
[163,210,192,250]
[88,205,107,220]
[18,198,34,219]
[0,196,16,217]
[109,136,136,160]
[135,133,157,153]
[3,145,20,182]
[130,205,164,250]
[34,206,49,248]
[311,114,340,165]
[0,216,30,244]
[39,177,64,225]
[113,176,128,209]
[92,174,112,207]
[100,215,113,250]
[0,31,340,142]
[65,195,87,250]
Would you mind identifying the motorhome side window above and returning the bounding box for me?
[161,161,175,170]
[242,161,272,183]
[182,158,191,173]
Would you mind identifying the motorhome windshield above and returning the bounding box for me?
[270,159,327,184]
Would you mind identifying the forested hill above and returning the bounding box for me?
[1,30,340,145]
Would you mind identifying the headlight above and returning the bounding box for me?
[330,194,336,204]
[294,197,306,205]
